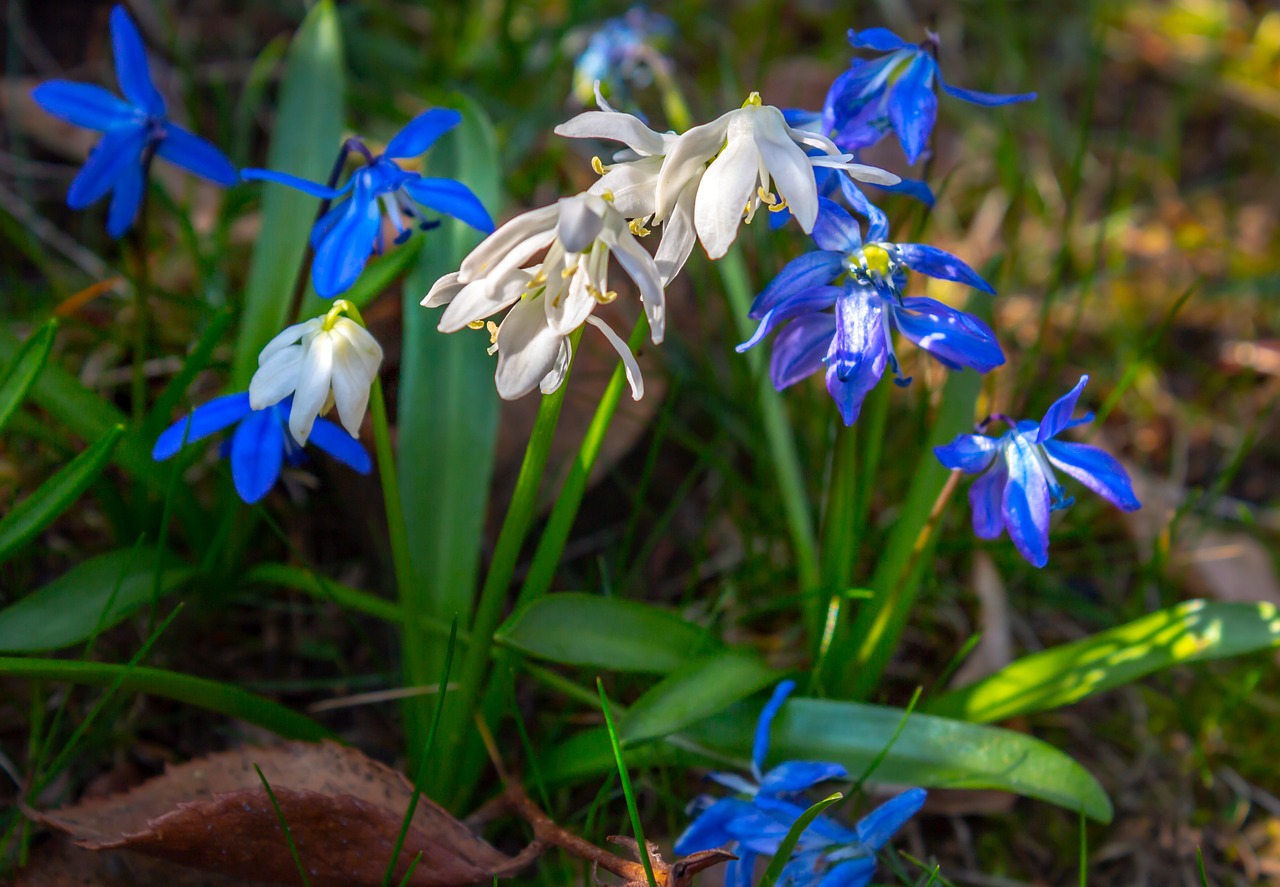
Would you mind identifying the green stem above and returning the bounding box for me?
[130,189,152,422]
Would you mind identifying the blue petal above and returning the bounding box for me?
[863,174,935,207]
[939,75,1037,107]
[758,761,847,798]
[887,56,938,165]
[855,788,926,849]
[726,851,757,887]
[724,806,799,854]
[312,177,381,297]
[152,392,254,460]
[825,289,887,426]
[67,124,148,210]
[847,28,909,52]
[817,857,876,887]
[675,797,755,854]
[970,459,1008,540]
[308,417,373,474]
[384,108,462,159]
[1043,441,1141,511]
[230,407,285,504]
[935,433,1001,473]
[241,167,343,199]
[837,178,889,243]
[404,177,495,233]
[811,198,861,253]
[896,245,993,292]
[894,297,1005,372]
[783,108,824,130]
[1036,375,1090,442]
[31,81,137,131]
[753,679,796,775]
[311,202,347,250]
[770,314,835,390]
[738,286,841,353]
[156,123,237,186]
[1003,437,1052,567]
[110,5,165,117]
[106,150,146,237]
[749,251,844,319]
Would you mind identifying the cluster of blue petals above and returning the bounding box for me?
[153,393,371,505]
[935,376,1141,567]
[741,198,1003,425]
[573,6,674,106]
[242,110,495,297]
[31,5,237,237]
[676,681,925,887]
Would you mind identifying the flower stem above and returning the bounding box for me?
[129,189,152,422]
[368,378,415,645]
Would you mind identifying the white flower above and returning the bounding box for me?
[656,92,900,259]
[249,304,383,445]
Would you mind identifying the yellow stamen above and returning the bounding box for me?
[599,190,615,202]
[591,155,606,175]
[486,321,500,345]
[561,264,579,278]
[742,91,763,108]
[767,198,789,213]
[861,244,893,277]
[468,319,486,330]
[629,219,651,237]
[757,186,778,206]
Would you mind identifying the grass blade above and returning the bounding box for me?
[598,678,657,887]
[754,792,844,887]
[0,318,55,433]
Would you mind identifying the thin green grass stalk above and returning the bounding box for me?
[1196,848,1209,887]
[129,188,152,423]
[817,422,859,663]
[432,328,582,804]
[847,687,921,804]
[718,245,820,634]
[1078,809,1087,887]
[255,764,313,887]
[755,792,843,887]
[597,678,657,887]
[927,632,982,699]
[382,619,458,887]
[396,855,424,887]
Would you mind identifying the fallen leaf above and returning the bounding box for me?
[14,833,262,887]
[29,741,541,887]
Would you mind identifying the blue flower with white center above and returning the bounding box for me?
[675,681,925,887]
[31,5,237,237]
[242,109,495,298]
[934,375,1142,567]
[152,392,371,505]
[739,198,1004,425]
[822,28,1036,164]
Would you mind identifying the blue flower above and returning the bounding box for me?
[242,109,495,297]
[739,198,1004,425]
[765,144,934,233]
[31,5,237,237]
[152,392,371,504]
[675,681,925,887]
[572,6,675,106]
[822,28,1036,164]
[934,375,1142,567]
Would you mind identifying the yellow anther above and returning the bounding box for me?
[591,155,606,175]
[486,321,500,345]
[468,319,486,330]
[767,197,789,213]
[757,186,778,206]
[743,91,763,108]
[860,244,893,277]
[561,264,579,278]
[596,289,619,304]
[599,189,615,202]
[629,219,651,237]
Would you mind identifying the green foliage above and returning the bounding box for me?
[755,793,844,887]
[0,319,55,433]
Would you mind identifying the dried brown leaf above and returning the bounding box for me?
[13,833,263,887]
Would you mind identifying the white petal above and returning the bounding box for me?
[494,297,565,400]
[655,112,732,222]
[786,123,842,156]
[589,155,663,219]
[289,333,334,445]
[654,177,698,288]
[557,194,607,253]
[553,110,669,156]
[754,105,820,232]
[693,124,759,259]
[249,345,304,409]
[422,271,464,308]
[459,203,559,282]
[546,263,598,335]
[540,337,574,395]
[438,266,533,332]
[258,317,322,367]
[606,225,666,344]
[813,158,901,186]
[586,315,644,401]
[328,327,378,437]
[329,318,384,378]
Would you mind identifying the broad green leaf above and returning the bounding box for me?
[539,696,1113,822]
[926,600,1280,723]
[0,656,330,741]
[0,425,123,566]
[0,547,196,652]
[397,92,503,748]
[0,318,56,433]
[621,650,781,746]
[495,593,720,674]
[231,0,346,387]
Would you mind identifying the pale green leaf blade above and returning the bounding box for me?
[0,318,56,433]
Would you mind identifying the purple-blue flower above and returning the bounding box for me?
[242,109,495,297]
[152,392,371,504]
[823,28,1036,164]
[675,681,925,887]
[31,5,237,237]
[572,6,675,106]
[740,198,1004,425]
[934,375,1142,567]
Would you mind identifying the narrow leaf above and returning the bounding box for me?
[756,793,844,887]
[0,318,56,433]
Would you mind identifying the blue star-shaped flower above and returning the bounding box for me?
[935,375,1142,567]
[823,28,1036,164]
[31,5,237,237]
[242,109,495,297]
[152,392,371,504]
[739,198,1004,425]
[675,681,926,887]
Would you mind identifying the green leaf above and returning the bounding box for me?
[495,593,720,674]
[0,656,330,741]
[756,793,844,887]
[926,600,1280,723]
[145,308,235,441]
[621,650,781,746]
[343,237,423,314]
[231,0,346,387]
[0,547,196,652]
[539,696,1113,822]
[0,425,123,566]
[0,319,56,433]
